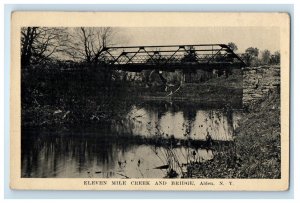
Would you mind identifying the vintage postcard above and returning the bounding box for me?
[10,12,290,190]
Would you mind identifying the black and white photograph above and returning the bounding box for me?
[10,12,290,190]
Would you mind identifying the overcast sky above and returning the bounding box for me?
[117,27,280,54]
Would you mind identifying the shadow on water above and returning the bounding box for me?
[21,100,243,178]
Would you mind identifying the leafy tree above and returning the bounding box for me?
[227,42,238,52]
[181,46,198,62]
[246,47,259,57]
[261,49,271,65]
[243,47,259,66]
[270,51,280,65]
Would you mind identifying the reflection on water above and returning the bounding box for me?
[121,105,241,141]
[22,101,242,178]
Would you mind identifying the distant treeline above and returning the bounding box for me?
[21,27,279,70]
[227,42,280,67]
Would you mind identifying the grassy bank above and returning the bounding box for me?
[234,89,280,178]
[186,89,281,178]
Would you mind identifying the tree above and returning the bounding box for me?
[181,46,198,62]
[261,49,271,65]
[245,47,259,58]
[67,27,115,64]
[243,47,259,66]
[227,42,238,52]
[21,27,69,66]
[270,51,280,64]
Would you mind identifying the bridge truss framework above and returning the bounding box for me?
[99,44,246,72]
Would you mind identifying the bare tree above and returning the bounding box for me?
[21,27,69,66]
[67,27,115,64]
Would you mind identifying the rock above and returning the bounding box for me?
[242,66,280,106]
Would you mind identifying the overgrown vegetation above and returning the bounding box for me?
[21,63,134,127]
[185,89,280,178]
[234,89,281,178]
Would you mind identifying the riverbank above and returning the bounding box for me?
[186,89,281,178]
[22,68,243,127]
[234,89,280,178]
[136,73,243,108]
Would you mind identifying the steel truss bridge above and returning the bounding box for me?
[99,44,246,72]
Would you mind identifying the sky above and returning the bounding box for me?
[116,27,280,54]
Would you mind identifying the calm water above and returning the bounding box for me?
[21,101,242,178]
